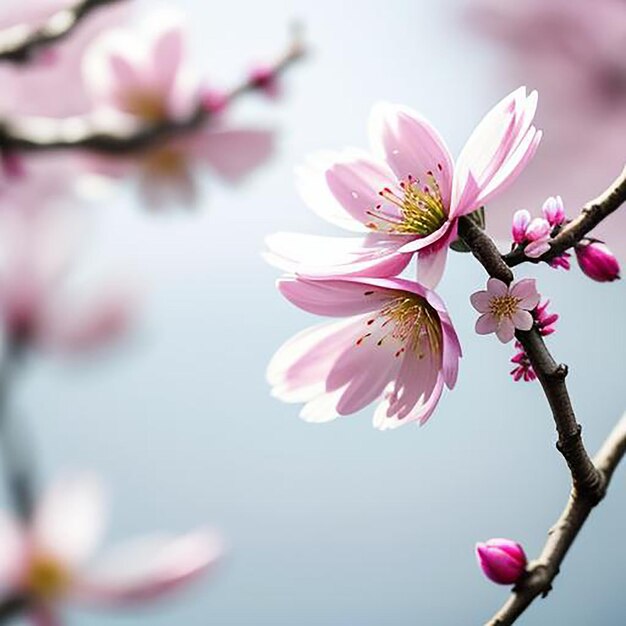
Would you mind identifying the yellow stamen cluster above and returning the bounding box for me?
[489,295,522,321]
[357,291,442,359]
[122,90,168,122]
[26,555,71,599]
[367,171,447,236]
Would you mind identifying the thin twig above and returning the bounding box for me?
[0,0,127,63]
[486,413,626,626]
[0,31,306,155]
[458,215,604,500]
[504,165,626,267]
[0,340,35,520]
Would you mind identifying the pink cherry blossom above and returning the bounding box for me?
[476,538,527,585]
[82,11,274,207]
[471,278,540,343]
[0,475,220,622]
[268,276,461,430]
[575,241,621,282]
[0,201,134,354]
[267,87,541,287]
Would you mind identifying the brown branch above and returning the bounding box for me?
[459,216,603,500]
[0,0,127,63]
[0,30,305,155]
[457,213,626,624]
[504,165,626,267]
[486,413,626,626]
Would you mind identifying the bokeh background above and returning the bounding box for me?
[5,0,625,624]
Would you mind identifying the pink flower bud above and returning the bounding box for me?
[249,65,280,98]
[511,209,531,244]
[201,88,229,114]
[575,241,621,282]
[475,538,527,585]
[542,195,565,227]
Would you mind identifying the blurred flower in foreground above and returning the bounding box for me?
[0,475,220,622]
[467,0,626,255]
[83,10,274,208]
[0,199,134,355]
[267,87,540,288]
[471,278,539,343]
[476,538,527,585]
[0,0,129,117]
[268,277,461,430]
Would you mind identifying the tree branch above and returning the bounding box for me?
[458,215,604,500]
[504,165,626,267]
[0,0,127,64]
[0,29,305,155]
[485,413,626,626]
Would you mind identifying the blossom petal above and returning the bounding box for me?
[325,151,403,228]
[415,222,457,288]
[33,475,106,569]
[452,87,540,214]
[510,278,540,309]
[512,309,533,331]
[486,277,508,297]
[495,319,516,343]
[470,290,491,313]
[475,313,497,335]
[268,318,363,403]
[77,531,220,605]
[264,232,413,278]
[368,102,453,206]
[295,153,368,233]
[0,513,26,593]
[277,278,387,317]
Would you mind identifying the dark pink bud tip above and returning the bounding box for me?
[476,538,527,585]
[575,242,621,282]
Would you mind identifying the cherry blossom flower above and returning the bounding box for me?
[268,276,461,430]
[575,240,621,282]
[471,278,540,343]
[0,202,134,355]
[0,475,220,623]
[82,10,274,207]
[267,87,540,287]
[476,538,527,585]
[467,0,626,257]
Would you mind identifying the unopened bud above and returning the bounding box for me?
[542,195,565,227]
[511,209,531,244]
[575,241,620,282]
[475,538,527,585]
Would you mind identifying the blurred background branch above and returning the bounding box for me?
[0,29,305,155]
[0,0,128,63]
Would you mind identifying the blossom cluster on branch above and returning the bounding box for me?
[0,0,303,624]
[266,83,626,625]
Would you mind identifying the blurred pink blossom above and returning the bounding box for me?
[0,199,134,354]
[467,0,626,255]
[82,10,274,207]
[471,278,540,343]
[0,0,130,117]
[0,475,220,622]
[267,88,540,288]
[268,276,461,430]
